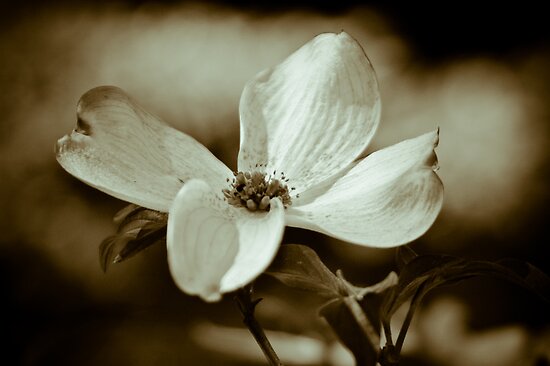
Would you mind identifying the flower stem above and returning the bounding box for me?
[234,287,283,366]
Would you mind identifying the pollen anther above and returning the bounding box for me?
[223,170,293,211]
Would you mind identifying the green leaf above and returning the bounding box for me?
[395,245,418,271]
[381,254,458,320]
[382,255,550,323]
[267,245,401,365]
[265,244,347,298]
[113,203,142,224]
[116,205,167,230]
[496,259,550,301]
[113,221,167,263]
[356,271,399,298]
[355,271,398,335]
[99,204,167,272]
[99,233,134,272]
[320,296,380,366]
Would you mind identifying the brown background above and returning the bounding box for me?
[2,1,549,365]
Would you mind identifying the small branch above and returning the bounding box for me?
[380,283,427,366]
[380,304,395,365]
[395,282,426,355]
[234,287,283,366]
[382,319,394,347]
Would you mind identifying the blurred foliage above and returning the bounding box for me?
[268,244,550,365]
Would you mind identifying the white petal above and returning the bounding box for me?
[56,86,232,212]
[238,32,380,192]
[167,179,285,302]
[286,130,443,247]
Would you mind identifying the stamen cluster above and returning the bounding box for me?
[223,170,293,211]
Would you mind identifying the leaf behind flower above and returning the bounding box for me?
[265,244,347,298]
[99,204,167,272]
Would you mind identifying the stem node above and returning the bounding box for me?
[234,287,283,366]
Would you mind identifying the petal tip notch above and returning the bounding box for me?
[311,31,361,54]
[75,117,92,135]
[76,86,138,130]
[77,85,127,112]
[426,128,441,170]
[55,133,84,163]
[55,135,68,156]
[433,127,440,146]
[198,285,223,303]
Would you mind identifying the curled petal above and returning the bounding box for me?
[56,86,231,211]
[238,32,380,193]
[286,130,443,248]
[167,180,285,302]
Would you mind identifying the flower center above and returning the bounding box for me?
[223,170,293,211]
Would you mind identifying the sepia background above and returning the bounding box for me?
[2,1,549,365]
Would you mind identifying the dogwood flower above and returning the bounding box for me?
[56,32,443,302]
